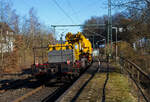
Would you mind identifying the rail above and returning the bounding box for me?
[118,56,150,102]
[101,62,109,102]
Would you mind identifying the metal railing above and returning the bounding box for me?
[119,56,150,102]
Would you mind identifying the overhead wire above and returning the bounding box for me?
[76,0,103,16]
[84,28,106,39]
[64,0,105,34]
[52,0,75,24]
[65,0,80,22]
[51,0,107,38]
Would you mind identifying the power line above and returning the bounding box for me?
[65,0,80,22]
[51,24,105,27]
[52,0,75,24]
[71,0,103,18]
[85,29,106,39]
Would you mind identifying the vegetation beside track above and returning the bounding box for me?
[76,68,137,102]
[106,72,137,102]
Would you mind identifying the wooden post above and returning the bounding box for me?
[131,65,134,79]
[122,61,125,74]
[137,71,140,102]
[129,65,133,87]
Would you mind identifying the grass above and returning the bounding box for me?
[105,72,137,102]
[76,60,137,102]
[76,72,137,102]
[106,59,137,102]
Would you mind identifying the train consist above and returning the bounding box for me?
[31,32,93,79]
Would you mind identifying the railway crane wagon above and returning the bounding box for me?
[31,32,92,79]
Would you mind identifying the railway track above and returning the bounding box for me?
[0,76,33,93]
[7,61,94,102]
[42,82,70,102]
[0,76,45,102]
[12,82,61,102]
[0,60,98,102]
[13,85,44,102]
[55,61,99,102]
[3,58,143,102]
[11,76,76,102]
[11,66,90,102]
[53,60,112,102]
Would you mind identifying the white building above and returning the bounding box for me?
[0,23,14,53]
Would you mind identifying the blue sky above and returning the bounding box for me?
[12,0,118,39]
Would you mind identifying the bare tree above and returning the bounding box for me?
[0,1,55,72]
[0,25,4,71]
[11,10,20,34]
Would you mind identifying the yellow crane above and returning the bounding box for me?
[48,32,92,64]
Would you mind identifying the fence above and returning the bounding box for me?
[119,56,150,102]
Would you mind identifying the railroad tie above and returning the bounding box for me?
[12,86,43,102]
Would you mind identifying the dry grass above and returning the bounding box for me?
[76,72,137,102]
[106,72,137,102]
